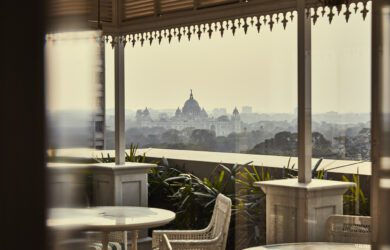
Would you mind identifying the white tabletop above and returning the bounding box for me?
[47,206,176,231]
[245,242,371,250]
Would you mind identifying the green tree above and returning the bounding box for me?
[190,129,217,150]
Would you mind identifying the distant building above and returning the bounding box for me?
[212,108,227,118]
[90,44,105,150]
[242,106,253,114]
[136,90,242,136]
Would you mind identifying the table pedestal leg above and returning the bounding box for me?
[102,232,109,250]
[131,230,138,250]
[123,231,128,250]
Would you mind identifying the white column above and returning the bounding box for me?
[114,36,126,165]
[297,0,312,183]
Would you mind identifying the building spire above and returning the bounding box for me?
[233,107,239,116]
[190,89,193,99]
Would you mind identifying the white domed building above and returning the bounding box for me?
[136,90,242,136]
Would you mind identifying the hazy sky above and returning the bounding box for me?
[104,5,371,114]
[46,5,371,114]
[46,31,99,113]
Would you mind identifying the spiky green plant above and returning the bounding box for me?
[125,143,146,162]
[234,165,271,247]
[95,144,146,163]
[342,171,369,216]
[282,157,324,179]
[282,157,297,178]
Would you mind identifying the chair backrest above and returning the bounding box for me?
[210,193,232,250]
[326,215,371,244]
[161,234,172,250]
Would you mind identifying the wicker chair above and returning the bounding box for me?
[161,234,173,250]
[87,231,127,250]
[326,215,371,244]
[152,193,232,250]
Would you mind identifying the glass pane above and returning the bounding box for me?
[105,18,298,249]
[104,22,298,160]
[312,3,371,217]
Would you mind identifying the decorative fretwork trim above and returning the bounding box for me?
[45,1,370,46]
[100,1,370,47]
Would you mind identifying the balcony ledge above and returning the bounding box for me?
[52,147,371,176]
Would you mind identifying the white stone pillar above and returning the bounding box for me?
[91,162,155,207]
[92,162,156,250]
[47,163,91,207]
[297,0,312,184]
[255,179,354,244]
[114,36,126,166]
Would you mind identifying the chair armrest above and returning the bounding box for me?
[168,234,223,249]
[153,230,222,249]
[152,229,212,249]
[153,229,209,236]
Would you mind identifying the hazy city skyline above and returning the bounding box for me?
[105,6,371,114]
[46,5,371,114]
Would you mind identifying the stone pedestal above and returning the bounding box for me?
[47,163,92,249]
[47,163,90,207]
[91,162,156,250]
[255,179,355,244]
[91,162,155,207]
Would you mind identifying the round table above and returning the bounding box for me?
[48,207,176,250]
[244,242,371,250]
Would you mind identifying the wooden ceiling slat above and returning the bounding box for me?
[123,0,155,20]
[198,0,238,8]
[49,0,91,17]
[160,0,193,13]
[124,1,154,7]
[100,0,112,22]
